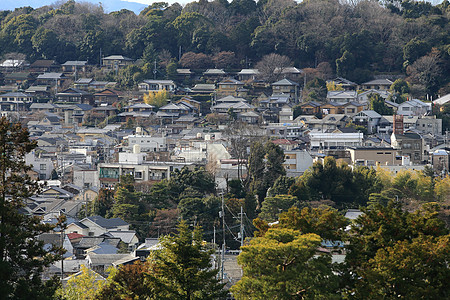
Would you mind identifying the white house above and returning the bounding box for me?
[397,99,430,116]
[138,80,176,92]
[309,132,363,149]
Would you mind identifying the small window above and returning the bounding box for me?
[40,164,46,170]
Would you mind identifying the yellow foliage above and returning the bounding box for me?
[326,81,344,91]
[435,175,450,202]
[57,265,106,300]
[143,89,169,108]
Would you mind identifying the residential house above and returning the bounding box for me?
[61,61,89,74]
[391,132,424,164]
[56,103,93,125]
[102,55,134,70]
[216,78,246,97]
[266,123,304,139]
[108,231,140,251]
[238,69,259,81]
[76,215,130,237]
[0,92,34,112]
[357,89,391,103]
[36,73,65,88]
[397,99,430,116]
[361,78,393,91]
[118,103,155,122]
[25,86,51,99]
[25,151,54,180]
[326,77,357,91]
[279,105,294,123]
[415,116,442,135]
[4,72,35,86]
[351,110,383,134]
[203,69,226,81]
[326,90,357,103]
[299,101,321,115]
[73,167,100,189]
[0,59,29,70]
[283,150,314,176]
[321,102,343,115]
[176,96,201,113]
[190,83,215,94]
[347,147,397,166]
[98,158,190,187]
[432,150,448,173]
[73,78,94,90]
[210,101,254,114]
[156,102,190,121]
[309,132,363,149]
[342,101,366,115]
[300,114,348,132]
[238,111,260,124]
[272,78,299,103]
[176,69,193,81]
[92,105,118,119]
[29,60,60,73]
[93,89,120,105]
[30,103,57,113]
[138,80,176,92]
[56,88,94,105]
[274,67,303,82]
[126,135,168,152]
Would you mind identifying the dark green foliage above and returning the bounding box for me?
[0,117,60,299]
[369,93,393,115]
[289,157,382,208]
[344,201,449,298]
[268,175,296,197]
[146,221,227,299]
[247,141,285,204]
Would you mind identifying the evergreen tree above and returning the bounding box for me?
[145,221,227,299]
[0,117,60,299]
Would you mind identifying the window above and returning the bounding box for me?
[40,164,46,170]
[135,171,143,179]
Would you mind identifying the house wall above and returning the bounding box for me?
[284,150,313,176]
[348,148,397,166]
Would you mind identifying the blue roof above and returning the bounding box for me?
[86,216,128,228]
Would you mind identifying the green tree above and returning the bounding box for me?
[344,201,449,298]
[0,117,60,299]
[277,206,349,241]
[231,228,340,299]
[361,234,450,299]
[145,221,227,299]
[268,175,296,197]
[369,93,393,115]
[258,195,297,222]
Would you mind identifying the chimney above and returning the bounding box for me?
[393,114,404,135]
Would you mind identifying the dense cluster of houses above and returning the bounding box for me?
[2,55,449,281]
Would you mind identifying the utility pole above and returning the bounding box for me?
[221,193,225,282]
[239,206,244,248]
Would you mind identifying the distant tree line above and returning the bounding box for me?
[0,0,449,95]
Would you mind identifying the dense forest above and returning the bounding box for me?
[0,0,449,97]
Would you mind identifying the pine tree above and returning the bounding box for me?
[146,221,227,300]
[0,117,60,299]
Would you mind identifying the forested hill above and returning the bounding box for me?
[1,0,148,14]
[0,0,449,95]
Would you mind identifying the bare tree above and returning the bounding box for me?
[223,121,265,182]
[255,53,293,83]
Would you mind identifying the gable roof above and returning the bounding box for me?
[433,93,450,106]
[272,78,299,86]
[84,216,128,229]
